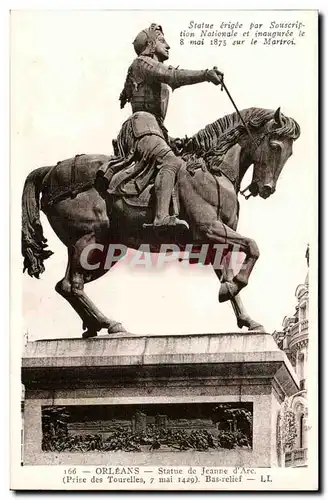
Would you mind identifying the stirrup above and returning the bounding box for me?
[143,216,189,230]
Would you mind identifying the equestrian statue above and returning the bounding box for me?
[21,23,301,338]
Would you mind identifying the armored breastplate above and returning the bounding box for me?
[131,81,170,123]
[120,56,209,121]
[123,57,171,123]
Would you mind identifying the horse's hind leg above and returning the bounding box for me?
[56,243,127,338]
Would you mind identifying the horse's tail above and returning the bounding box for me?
[21,166,54,278]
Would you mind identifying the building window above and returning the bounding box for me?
[299,305,306,321]
[300,414,304,449]
[297,353,305,381]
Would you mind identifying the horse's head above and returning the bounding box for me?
[249,107,300,199]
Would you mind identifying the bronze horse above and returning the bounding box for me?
[22,107,300,338]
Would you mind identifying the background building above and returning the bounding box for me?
[273,246,309,467]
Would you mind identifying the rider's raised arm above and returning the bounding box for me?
[137,55,217,90]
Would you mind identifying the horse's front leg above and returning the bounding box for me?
[214,256,265,332]
[215,252,265,331]
[231,295,265,332]
[205,220,259,301]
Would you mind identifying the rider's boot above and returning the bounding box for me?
[152,165,189,231]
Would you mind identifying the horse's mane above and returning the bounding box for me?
[182,107,300,172]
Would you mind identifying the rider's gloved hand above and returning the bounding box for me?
[205,67,224,86]
[174,138,184,153]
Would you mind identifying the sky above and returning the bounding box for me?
[10,10,317,341]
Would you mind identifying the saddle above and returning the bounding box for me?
[42,153,110,208]
[96,153,180,215]
[42,153,180,217]
[121,183,180,220]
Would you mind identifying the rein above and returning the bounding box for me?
[217,81,281,201]
[210,130,267,196]
[209,127,268,235]
[220,80,259,153]
[238,131,267,199]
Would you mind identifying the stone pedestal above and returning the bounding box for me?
[21,332,299,466]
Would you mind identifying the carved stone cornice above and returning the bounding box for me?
[293,339,309,351]
[22,333,299,397]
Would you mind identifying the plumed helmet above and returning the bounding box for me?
[133,23,164,56]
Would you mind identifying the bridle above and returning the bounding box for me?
[210,130,268,198]
[239,131,268,199]
[218,79,268,200]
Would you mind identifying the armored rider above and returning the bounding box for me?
[110,23,224,231]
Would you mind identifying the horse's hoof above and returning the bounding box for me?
[237,315,251,329]
[219,282,236,303]
[82,329,98,339]
[108,322,128,334]
[248,322,266,333]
